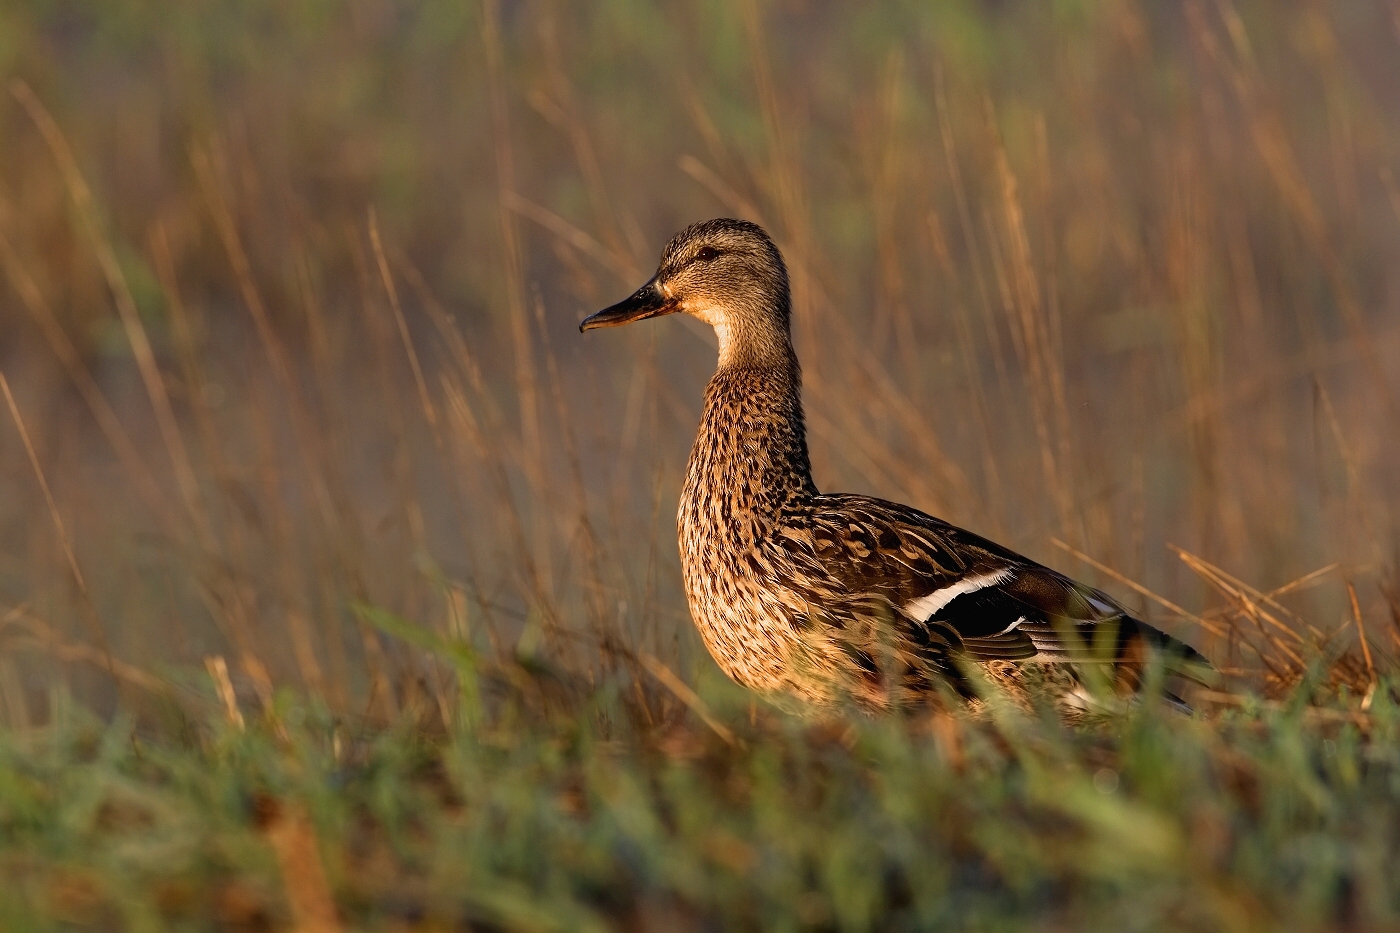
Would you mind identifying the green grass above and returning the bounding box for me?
[1,673,1398,931]
[1,0,1399,928]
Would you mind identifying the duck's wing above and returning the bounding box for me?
[784,494,1209,672]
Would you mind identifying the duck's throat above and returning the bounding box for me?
[704,309,794,372]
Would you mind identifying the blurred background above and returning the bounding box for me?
[0,0,1396,723]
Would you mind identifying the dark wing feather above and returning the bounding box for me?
[796,494,1210,675]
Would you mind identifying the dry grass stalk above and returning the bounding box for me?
[0,373,116,678]
[1266,564,1340,600]
[1347,581,1376,709]
[256,796,343,933]
[1187,0,1400,427]
[983,96,1076,542]
[679,155,763,224]
[205,655,244,730]
[535,16,633,263]
[1051,538,1225,638]
[531,292,614,652]
[503,190,641,282]
[1171,546,1310,646]
[440,374,557,639]
[0,375,90,606]
[4,608,173,698]
[369,210,441,443]
[0,202,170,524]
[481,0,546,565]
[10,84,209,538]
[736,0,811,322]
[1196,689,1372,726]
[1171,546,1310,675]
[640,652,736,748]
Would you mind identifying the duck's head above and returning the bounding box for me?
[580,218,791,366]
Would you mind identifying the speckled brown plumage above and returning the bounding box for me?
[582,218,1209,709]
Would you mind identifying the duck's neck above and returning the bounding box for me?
[683,342,818,538]
[707,302,795,372]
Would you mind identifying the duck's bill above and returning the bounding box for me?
[579,277,678,331]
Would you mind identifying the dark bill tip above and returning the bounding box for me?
[579,277,676,332]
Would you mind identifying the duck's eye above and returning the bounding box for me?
[695,246,719,263]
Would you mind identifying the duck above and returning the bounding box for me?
[581,218,1210,709]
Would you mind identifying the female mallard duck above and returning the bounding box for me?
[582,218,1209,708]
